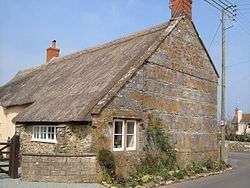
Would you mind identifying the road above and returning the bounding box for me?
[163,152,250,188]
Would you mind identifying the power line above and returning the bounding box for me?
[203,0,222,11]
[235,18,250,38]
[237,4,250,7]
[227,61,250,68]
[203,0,237,17]
[210,0,235,13]
[209,21,222,50]
[217,0,230,7]
[224,0,234,6]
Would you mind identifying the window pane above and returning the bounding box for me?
[33,127,37,138]
[36,127,39,138]
[51,133,54,139]
[41,127,46,139]
[127,121,135,134]
[127,135,134,148]
[115,121,123,134]
[48,127,55,140]
[114,135,123,148]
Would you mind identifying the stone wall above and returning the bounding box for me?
[145,19,219,165]
[21,154,98,183]
[18,124,100,182]
[226,141,250,153]
[19,124,93,155]
[96,18,219,170]
[92,109,146,176]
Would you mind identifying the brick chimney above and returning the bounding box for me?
[46,40,60,63]
[170,0,192,19]
[235,108,243,123]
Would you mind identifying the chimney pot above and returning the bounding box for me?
[51,40,57,48]
[46,40,60,63]
[170,0,192,19]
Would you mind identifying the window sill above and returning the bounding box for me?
[126,147,136,151]
[31,139,57,144]
[113,148,136,152]
[113,148,124,152]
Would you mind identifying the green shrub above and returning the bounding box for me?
[185,162,205,177]
[205,159,228,171]
[203,159,214,171]
[173,170,187,180]
[141,175,155,183]
[192,162,204,174]
[226,134,250,142]
[126,175,143,187]
[97,149,116,176]
[142,116,177,172]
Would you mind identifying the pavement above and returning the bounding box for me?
[162,152,250,188]
[1,152,250,188]
[0,174,104,188]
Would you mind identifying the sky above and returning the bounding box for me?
[0,0,249,118]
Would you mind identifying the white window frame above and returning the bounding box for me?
[125,120,137,151]
[32,125,57,143]
[113,119,125,151]
[113,119,137,151]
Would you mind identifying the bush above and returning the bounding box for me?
[185,162,204,176]
[173,170,187,180]
[142,116,177,172]
[141,175,155,183]
[97,149,116,176]
[226,134,250,142]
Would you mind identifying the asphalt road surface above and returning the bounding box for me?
[163,152,250,188]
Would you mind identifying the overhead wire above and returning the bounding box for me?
[208,21,222,50]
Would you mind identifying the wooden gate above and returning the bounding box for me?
[0,135,20,178]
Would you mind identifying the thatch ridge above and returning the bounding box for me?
[53,22,169,63]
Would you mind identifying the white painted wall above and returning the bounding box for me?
[0,105,26,142]
[236,123,250,135]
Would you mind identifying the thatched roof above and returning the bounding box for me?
[0,18,181,123]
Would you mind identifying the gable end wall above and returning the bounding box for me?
[95,18,219,171]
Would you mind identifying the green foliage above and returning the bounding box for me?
[0,152,3,160]
[100,170,116,184]
[226,134,250,142]
[126,175,143,187]
[98,115,230,187]
[141,175,155,183]
[97,149,116,176]
[201,159,228,171]
[142,115,177,172]
[172,169,187,180]
[185,159,228,177]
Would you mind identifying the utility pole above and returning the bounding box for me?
[203,0,237,163]
[220,9,226,162]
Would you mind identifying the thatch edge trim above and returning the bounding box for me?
[90,18,182,115]
[51,22,170,64]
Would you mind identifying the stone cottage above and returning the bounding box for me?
[0,0,219,183]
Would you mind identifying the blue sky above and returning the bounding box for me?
[0,0,249,118]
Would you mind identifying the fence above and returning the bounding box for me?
[0,135,20,178]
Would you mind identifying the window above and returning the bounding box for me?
[113,119,136,151]
[113,120,124,151]
[32,126,57,143]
